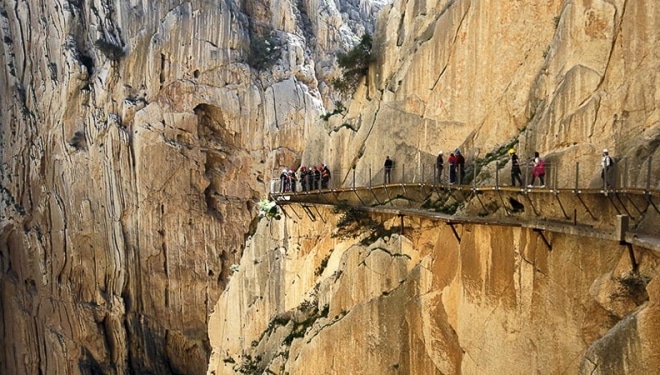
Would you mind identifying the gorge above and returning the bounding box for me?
[1,0,659,374]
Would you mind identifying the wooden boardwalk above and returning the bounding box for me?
[270,182,660,254]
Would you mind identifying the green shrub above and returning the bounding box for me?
[248,29,282,70]
[332,33,373,94]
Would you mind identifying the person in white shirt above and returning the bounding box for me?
[601,149,613,188]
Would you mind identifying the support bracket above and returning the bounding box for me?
[447,222,461,244]
[534,228,552,251]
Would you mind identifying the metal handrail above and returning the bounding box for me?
[269,159,658,195]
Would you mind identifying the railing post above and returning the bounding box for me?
[524,163,529,188]
[402,163,405,183]
[575,162,580,192]
[646,156,653,193]
[623,158,628,190]
[422,164,425,185]
[495,164,499,189]
[352,168,356,190]
[473,159,477,189]
[369,166,372,188]
[553,161,558,190]
[603,159,608,190]
[433,163,437,185]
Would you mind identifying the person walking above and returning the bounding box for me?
[321,164,331,189]
[280,168,290,192]
[312,165,321,190]
[528,151,546,188]
[299,166,308,191]
[448,153,457,184]
[455,149,465,184]
[288,168,297,192]
[601,149,613,188]
[509,148,523,187]
[384,156,393,184]
[436,151,444,184]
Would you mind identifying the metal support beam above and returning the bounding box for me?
[574,193,597,220]
[534,229,552,251]
[384,185,393,205]
[496,189,511,216]
[399,214,405,235]
[647,194,660,215]
[624,194,644,215]
[301,205,317,222]
[614,194,633,220]
[312,205,326,224]
[447,222,461,244]
[626,243,638,273]
[474,192,489,215]
[606,194,623,216]
[287,204,303,220]
[352,189,366,206]
[279,205,292,219]
[524,193,540,216]
[553,193,570,220]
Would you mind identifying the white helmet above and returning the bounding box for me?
[603,149,609,153]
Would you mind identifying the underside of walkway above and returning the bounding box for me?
[271,183,660,254]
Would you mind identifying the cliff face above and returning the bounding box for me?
[1,0,659,375]
[209,0,660,374]
[0,0,378,374]
[208,205,660,374]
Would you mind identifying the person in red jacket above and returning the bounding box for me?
[448,153,457,184]
[455,149,465,184]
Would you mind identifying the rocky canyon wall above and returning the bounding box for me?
[1,0,658,374]
[208,204,660,373]
[209,0,660,374]
[0,0,380,374]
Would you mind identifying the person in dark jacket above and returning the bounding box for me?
[312,165,321,190]
[509,148,523,187]
[384,156,393,184]
[321,164,331,189]
[455,149,465,184]
[288,168,297,192]
[436,151,444,184]
[280,168,290,192]
[299,166,308,191]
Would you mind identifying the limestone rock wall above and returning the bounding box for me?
[313,0,658,189]
[207,206,660,373]
[0,0,383,374]
[1,0,658,374]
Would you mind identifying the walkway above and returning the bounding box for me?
[270,181,660,255]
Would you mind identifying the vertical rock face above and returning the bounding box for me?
[0,0,383,374]
[208,208,660,373]
[1,0,658,375]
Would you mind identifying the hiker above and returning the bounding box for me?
[321,164,331,189]
[299,166,308,191]
[455,149,465,184]
[312,165,321,190]
[601,149,613,188]
[288,168,297,192]
[509,148,523,187]
[384,156,393,184]
[528,152,546,188]
[436,151,444,184]
[448,153,457,184]
[280,168,290,192]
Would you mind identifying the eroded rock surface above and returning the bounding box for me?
[1,0,658,374]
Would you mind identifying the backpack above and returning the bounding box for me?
[533,159,546,176]
[607,156,614,166]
